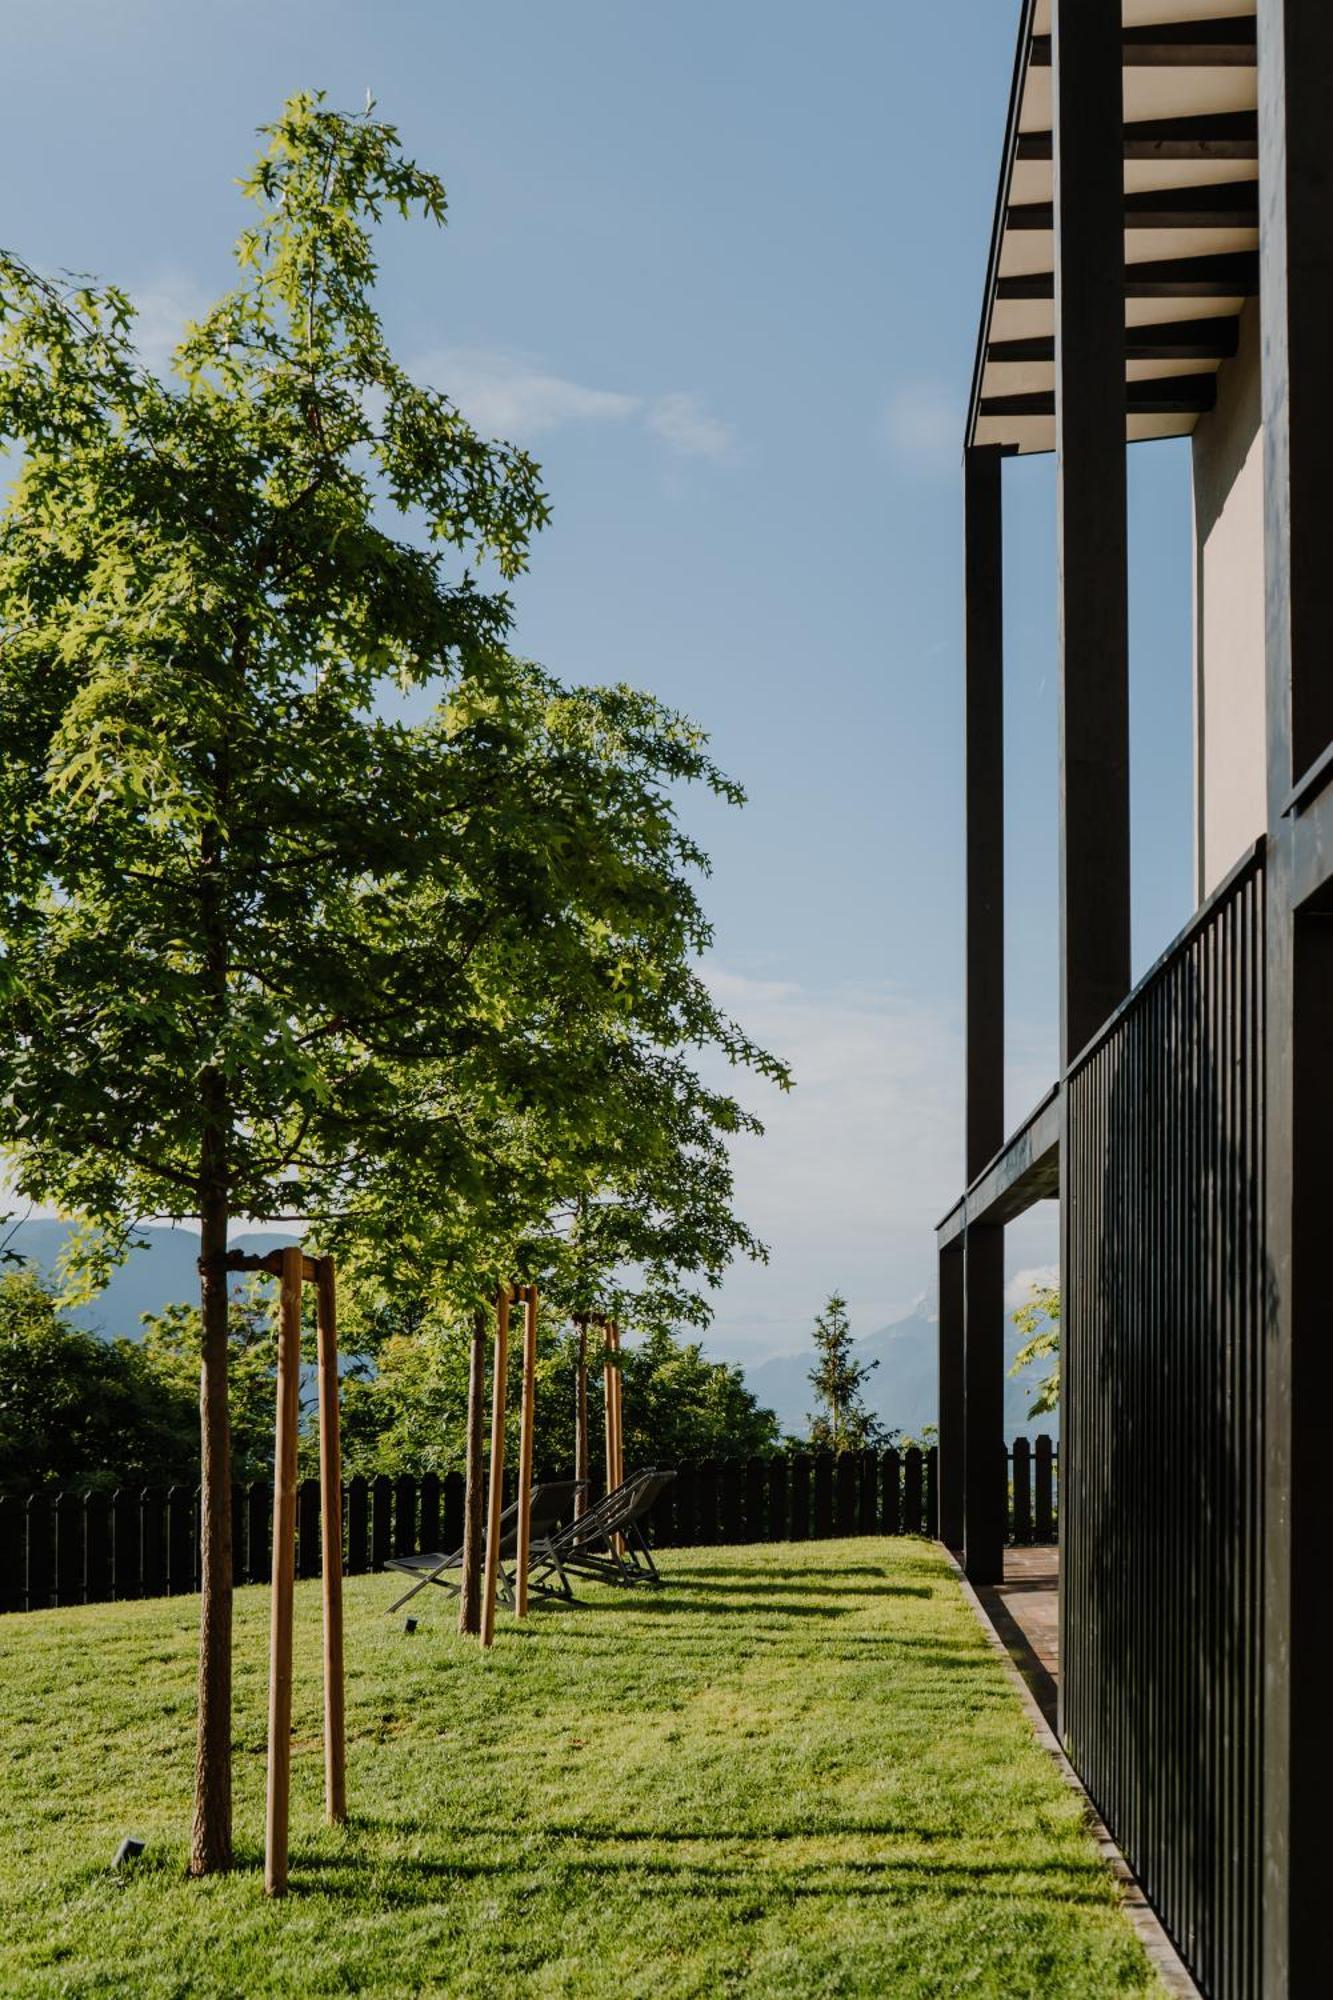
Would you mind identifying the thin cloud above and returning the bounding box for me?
[699,966,1057,1362]
[1005,1264,1059,1311]
[419,346,640,440]
[416,346,735,462]
[881,379,960,475]
[646,391,736,462]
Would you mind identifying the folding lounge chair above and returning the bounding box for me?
[531,1468,676,1592]
[385,1478,586,1615]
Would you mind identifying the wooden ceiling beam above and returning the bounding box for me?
[1018,112,1258,163]
[998,252,1259,302]
[1008,182,1259,232]
[980,374,1219,420]
[1030,21,1256,68]
[988,318,1241,366]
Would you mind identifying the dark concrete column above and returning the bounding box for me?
[1052,0,1130,1069]
[1051,0,1128,1748]
[937,1239,965,1551]
[965,445,1006,1182]
[962,1223,1005,1585]
[1258,5,1333,1991]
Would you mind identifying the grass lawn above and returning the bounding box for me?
[0,1537,1154,1997]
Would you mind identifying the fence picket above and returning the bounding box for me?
[767,1455,789,1542]
[56,1490,85,1606]
[247,1482,272,1586]
[813,1455,834,1538]
[394,1475,417,1559]
[227,1481,245,1590]
[858,1449,878,1535]
[419,1473,441,1557]
[297,1478,321,1580]
[671,1462,696,1547]
[346,1477,369,1575]
[25,1493,53,1612]
[85,1490,112,1605]
[903,1448,923,1534]
[926,1445,939,1537]
[141,1488,166,1598]
[111,1487,141,1601]
[0,1495,23,1613]
[442,1472,464,1556]
[1035,1435,1055,1540]
[745,1457,768,1542]
[790,1453,811,1541]
[165,1487,193,1595]
[371,1476,393,1571]
[880,1449,901,1534]
[719,1461,743,1543]
[696,1459,719,1545]
[834,1453,857,1536]
[1012,1437,1032,1544]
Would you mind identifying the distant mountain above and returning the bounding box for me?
[4,1222,1059,1442]
[3,1219,298,1337]
[744,1309,1058,1446]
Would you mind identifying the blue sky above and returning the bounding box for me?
[5,2,1197,1360]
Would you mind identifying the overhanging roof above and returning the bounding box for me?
[967,0,1259,457]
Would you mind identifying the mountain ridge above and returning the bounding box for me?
[4,1221,1058,1442]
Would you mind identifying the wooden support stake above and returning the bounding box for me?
[480,1288,511,1650]
[514,1286,538,1618]
[573,1316,589,1521]
[265,1246,303,1897]
[315,1256,346,1825]
[602,1318,617,1494]
[610,1320,625,1489]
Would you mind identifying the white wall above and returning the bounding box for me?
[1191,300,1267,901]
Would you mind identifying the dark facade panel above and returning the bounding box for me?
[1062,853,1265,2000]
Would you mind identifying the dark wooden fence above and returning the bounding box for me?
[0,1448,1040,1616]
[1,1441,1057,1616]
[1064,848,1264,2000]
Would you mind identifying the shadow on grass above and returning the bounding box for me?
[284,1837,1118,1915]
[660,1576,935,1601]
[669,1561,912,1580]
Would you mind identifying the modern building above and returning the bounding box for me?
[936,5,1330,1995]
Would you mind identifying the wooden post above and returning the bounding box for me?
[602,1318,617,1493]
[265,1246,303,1898]
[608,1320,625,1555]
[611,1321,625,1488]
[315,1257,346,1826]
[458,1305,487,1637]
[480,1287,511,1650]
[514,1285,538,1618]
[573,1316,589,1520]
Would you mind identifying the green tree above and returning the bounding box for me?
[0,1270,197,1491]
[806,1293,885,1451]
[1010,1282,1060,1417]
[138,1282,315,1485]
[334,1308,778,1478]
[0,98,550,1873]
[0,95,784,1867]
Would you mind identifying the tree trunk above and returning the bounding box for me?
[190,1152,232,1875]
[574,1318,589,1520]
[458,1305,487,1637]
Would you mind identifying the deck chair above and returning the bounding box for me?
[385,1478,586,1615]
[531,1469,676,1592]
